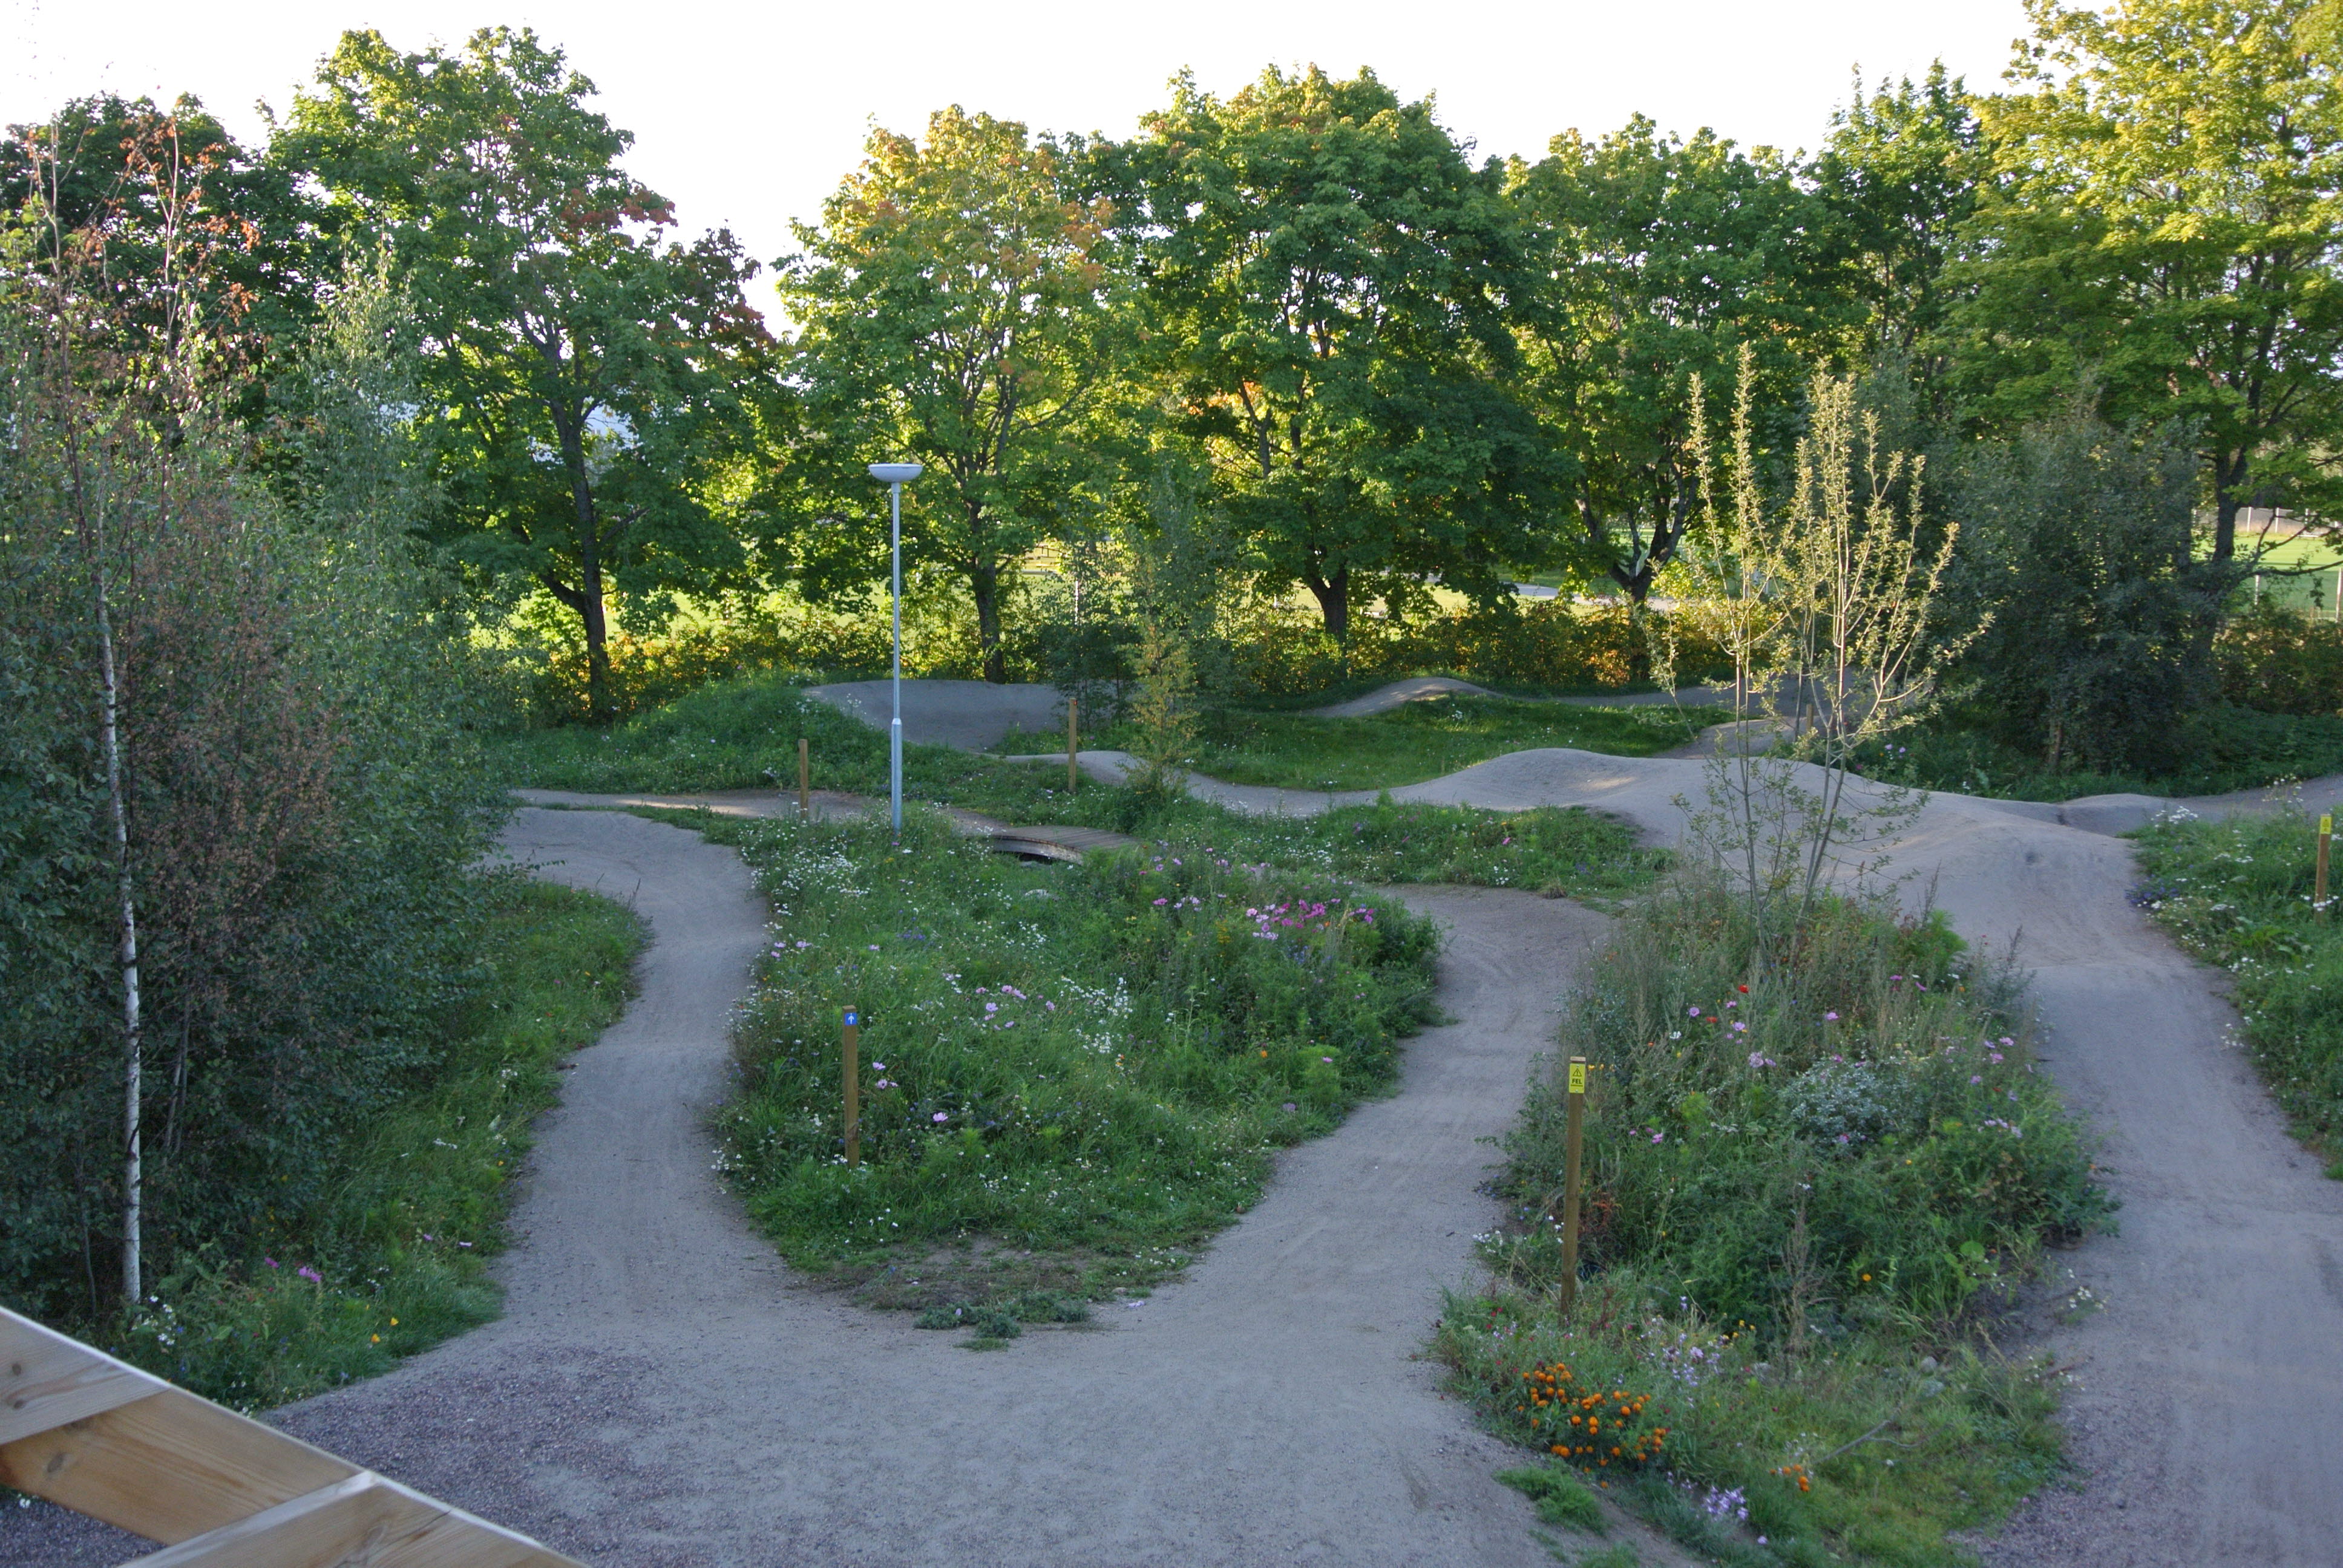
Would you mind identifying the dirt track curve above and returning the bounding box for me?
[9,698,2342,1565]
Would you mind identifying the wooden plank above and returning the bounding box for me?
[119,1471,583,1568]
[0,1387,354,1544]
[0,1308,171,1445]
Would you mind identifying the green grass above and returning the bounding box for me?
[113,878,642,1409]
[1437,875,2106,1565]
[494,667,1677,903]
[2132,809,2343,1173]
[669,805,1443,1327]
[1054,692,1728,792]
[1855,704,2343,803]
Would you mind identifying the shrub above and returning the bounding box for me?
[2217,603,2343,717]
[1945,417,2231,775]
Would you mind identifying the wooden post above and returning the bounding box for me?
[798,737,811,821]
[2332,567,2339,624]
[841,1006,861,1166]
[1067,696,1080,792]
[2319,815,2332,918]
[1559,1056,1587,1314]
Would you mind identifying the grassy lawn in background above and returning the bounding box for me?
[1438,875,2108,1565]
[2132,809,2343,1175]
[1854,704,2343,803]
[114,878,642,1410]
[1039,691,1730,792]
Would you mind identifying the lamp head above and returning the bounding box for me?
[867,462,924,483]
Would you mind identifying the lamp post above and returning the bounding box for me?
[867,462,923,833]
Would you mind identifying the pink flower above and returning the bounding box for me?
[263,1256,279,1269]
[1824,1011,1840,1022]
[932,1111,949,1123]
[298,1265,322,1284]
[1651,1131,1665,1143]
[1970,1074,1984,1085]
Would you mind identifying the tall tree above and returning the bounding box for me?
[1953,0,2343,560]
[278,28,777,721]
[1510,118,1856,603]
[1109,67,1565,641]
[1815,65,1985,397]
[779,107,1118,682]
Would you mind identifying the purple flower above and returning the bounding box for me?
[1651,1131,1665,1144]
[872,1061,886,1071]
[985,1002,998,1014]
[1688,1006,1702,1017]
[297,1265,322,1284]
[932,1111,949,1123]
[263,1256,279,1269]
[1835,1133,1850,1145]
[1153,898,1168,906]
[1320,1055,1334,1063]
[1282,1102,1297,1113]
[1970,1074,1984,1085]
[1824,1011,1840,1022]
[1730,1021,1747,1033]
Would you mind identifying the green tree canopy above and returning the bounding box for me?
[779,106,1119,682]
[277,27,778,720]
[1107,66,1566,640]
[1954,0,2343,559]
[1509,116,1855,603]
[3,93,318,385]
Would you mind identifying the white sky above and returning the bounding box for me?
[7,0,2033,314]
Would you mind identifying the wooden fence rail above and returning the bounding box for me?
[1,1304,583,1567]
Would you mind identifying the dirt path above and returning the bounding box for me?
[4,809,1634,1566]
[1116,745,2343,1567]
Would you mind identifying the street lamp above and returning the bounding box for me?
[868,462,923,833]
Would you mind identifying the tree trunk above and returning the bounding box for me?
[1304,566,1349,643]
[971,561,1005,684]
[580,557,613,723]
[94,565,143,1309]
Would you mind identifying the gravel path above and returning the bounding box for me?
[1107,745,2343,1567]
[3,809,1639,1566]
[13,742,2339,1564]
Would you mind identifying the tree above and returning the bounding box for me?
[1814,65,1986,400]
[1948,418,2231,773]
[1109,66,1565,641]
[1510,117,1856,604]
[278,28,777,721]
[780,107,1118,683]
[1954,0,2343,560]
[2,93,318,377]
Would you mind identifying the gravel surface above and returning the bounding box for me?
[1122,745,2343,1567]
[805,679,1070,751]
[4,809,1664,1567]
[15,743,2339,1564]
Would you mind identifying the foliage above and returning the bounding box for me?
[1132,693,1726,792]
[1442,1290,2068,1566]
[2134,808,2343,1171]
[1856,701,2343,801]
[1438,875,2103,1564]
[779,108,1121,682]
[703,808,1438,1307]
[279,27,778,722]
[2216,602,2343,716]
[1956,0,2343,558]
[1106,66,1567,639]
[1945,416,2231,773]
[1486,877,2106,1338]
[0,253,510,1323]
[1678,352,1971,940]
[2,93,315,377]
[1510,118,1852,604]
[105,881,640,1408]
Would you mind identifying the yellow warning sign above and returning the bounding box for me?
[1568,1060,1587,1096]
[2323,814,2334,837]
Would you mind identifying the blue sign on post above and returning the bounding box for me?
[843,1009,859,1027]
